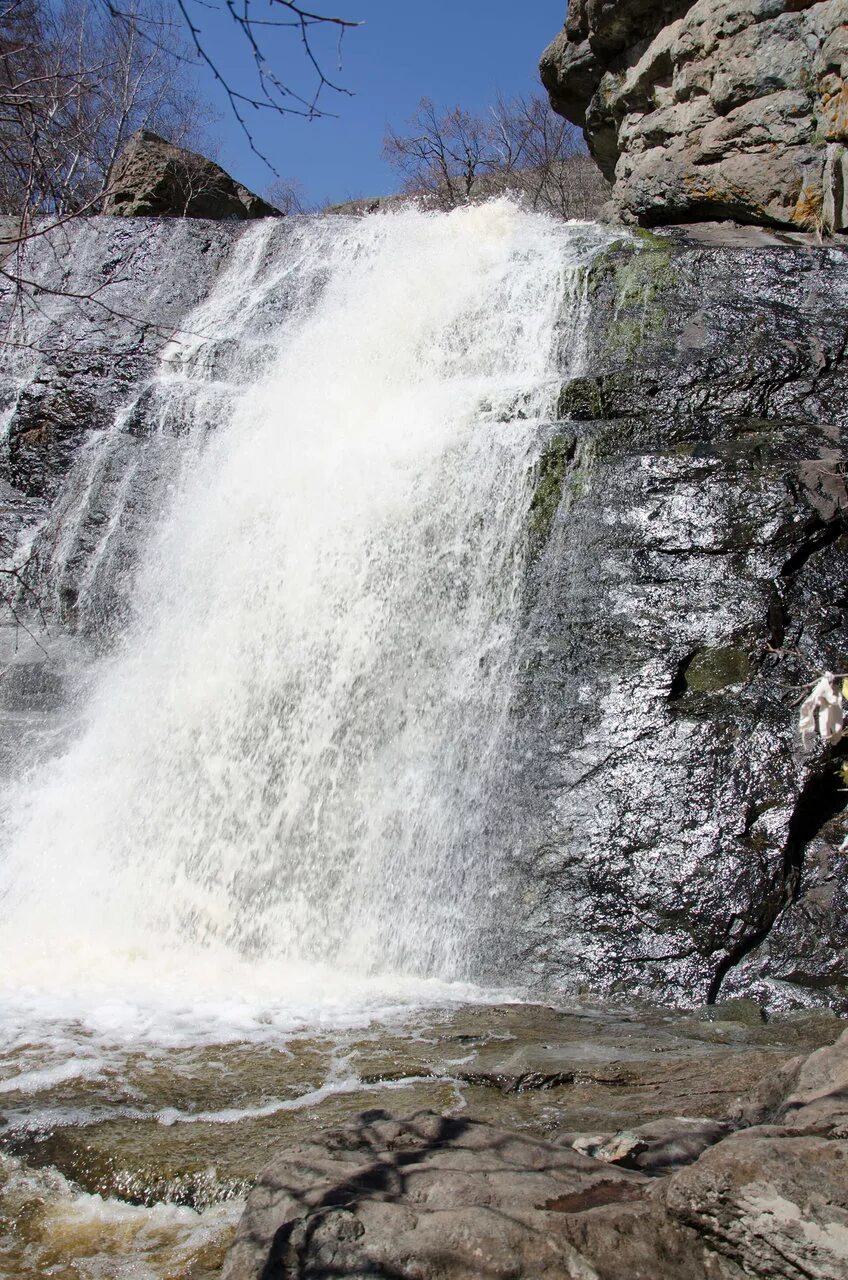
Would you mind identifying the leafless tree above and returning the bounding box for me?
[263,174,309,215]
[0,0,220,364]
[0,0,359,645]
[384,93,609,221]
[384,98,497,210]
[0,0,358,351]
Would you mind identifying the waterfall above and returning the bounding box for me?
[0,203,606,1037]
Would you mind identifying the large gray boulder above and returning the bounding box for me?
[540,0,848,231]
[103,130,279,219]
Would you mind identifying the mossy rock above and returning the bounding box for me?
[708,998,766,1026]
[685,646,754,692]
[558,377,607,421]
[529,434,577,548]
[589,233,678,361]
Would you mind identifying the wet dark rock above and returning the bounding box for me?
[540,0,848,232]
[0,217,240,500]
[0,216,245,644]
[509,223,848,1012]
[103,130,279,220]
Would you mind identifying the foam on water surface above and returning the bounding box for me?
[0,203,608,1054]
[0,1153,240,1280]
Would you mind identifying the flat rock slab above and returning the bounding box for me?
[4,1002,839,1212]
[222,1110,653,1280]
[223,1030,848,1280]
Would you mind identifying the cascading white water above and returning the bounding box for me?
[0,203,606,1040]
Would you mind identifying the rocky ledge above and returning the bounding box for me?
[103,130,279,220]
[222,1022,848,1280]
[540,0,848,231]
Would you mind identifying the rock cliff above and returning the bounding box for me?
[510,222,848,1011]
[540,0,848,231]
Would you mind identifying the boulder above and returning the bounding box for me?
[540,0,848,232]
[103,130,279,220]
[664,1031,848,1276]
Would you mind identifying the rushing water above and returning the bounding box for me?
[0,202,609,1275]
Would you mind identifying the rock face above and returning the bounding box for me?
[103,130,279,219]
[540,0,848,231]
[223,1029,848,1280]
[505,223,848,1012]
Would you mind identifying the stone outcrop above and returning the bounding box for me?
[540,0,848,231]
[223,1028,848,1280]
[103,130,279,219]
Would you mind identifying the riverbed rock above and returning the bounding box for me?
[663,1030,848,1278]
[540,0,848,231]
[568,1117,733,1172]
[103,130,279,219]
[221,1110,655,1280]
[11,1003,837,1215]
[223,1030,848,1279]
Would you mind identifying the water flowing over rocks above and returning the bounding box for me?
[0,208,846,1278]
[223,1026,848,1280]
[540,0,848,231]
[0,215,846,1010]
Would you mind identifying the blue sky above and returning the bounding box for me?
[190,2,569,207]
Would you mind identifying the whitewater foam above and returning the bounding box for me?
[0,203,609,1051]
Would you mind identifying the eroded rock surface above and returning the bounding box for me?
[541,0,848,231]
[223,1029,848,1280]
[103,130,279,219]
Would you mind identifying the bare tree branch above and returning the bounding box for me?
[384,93,610,221]
[101,0,360,173]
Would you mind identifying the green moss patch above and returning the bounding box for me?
[529,434,576,548]
[589,234,678,361]
[684,646,754,692]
